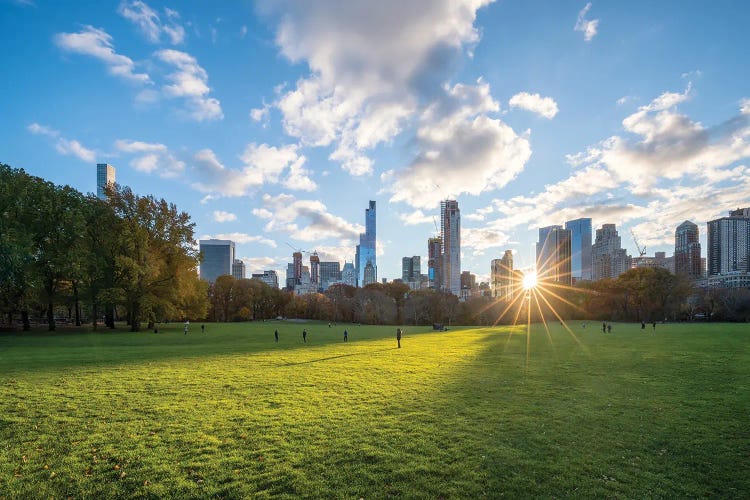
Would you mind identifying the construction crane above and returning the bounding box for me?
[630,229,646,257]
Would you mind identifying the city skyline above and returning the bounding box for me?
[2,1,749,283]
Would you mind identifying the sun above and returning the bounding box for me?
[522,271,538,290]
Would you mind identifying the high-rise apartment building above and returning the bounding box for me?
[674,221,702,279]
[319,261,342,291]
[199,239,235,282]
[707,208,750,277]
[591,224,631,280]
[363,261,376,287]
[292,252,303,286]
[96,163,116,200]
[232,259,246,280]
[309,253,320,288]
[491,250,515,300]
[356,201,377,286]
[565,218,592,281]
[427,237,442,290]
[341,262,357,287]
[536,226,572,285]
[252,270,279,289]
[441,200,461,295]
[401,256,421,283]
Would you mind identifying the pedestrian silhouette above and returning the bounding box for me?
[303,329,307,343]
[275,329,279,343]
[602,322,606,333]
[344,329,348,342]
[607,323,612,333]
[652,321,656,330]
[641,321,646,330]
[201,324,205,333]
[396,328,402,348]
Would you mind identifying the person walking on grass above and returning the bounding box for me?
[344,329,348,342]
[184,320,189,335]
[275,329,279,343]
[201,324,205,333]
[302,329,307,343]
[396,328,402,348]
[652,321,656,331]
[602,322,606,333]
[607,323,612,333]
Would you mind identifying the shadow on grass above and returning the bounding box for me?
[280,347,399,366]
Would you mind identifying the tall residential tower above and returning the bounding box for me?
[441,200,461,295]
[355,200,377,287]
[674,221,702,279]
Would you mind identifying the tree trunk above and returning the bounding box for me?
[47,301,55,331]
[130,301,141,332]
[73,282,81,327]
[106,306,115,329]
[21,310,30,332]
[92,303,98,331]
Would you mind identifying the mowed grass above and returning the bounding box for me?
[0,321,748,498]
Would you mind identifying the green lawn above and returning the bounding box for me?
[0,321,748,498]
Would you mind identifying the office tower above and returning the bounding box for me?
[565,218,592,281]
[441,200,461,295]
[674,221,702,279]
[491,250,514,299]
[285,263,296,289]
[319,261,342,291]
[460,271,476,290]
[707,208,750,276]
[96,163,116,199]
[355,201,377,286]
[309,253,320,288]
[252,270,279,289]
[536,226,572,285]
[341,262,357,287]
[293,252,303,285]
[199,239,235,282]
[232,259,246,280]
[401,256,421,282]
[428,237,442,290]
[591,224,631,280]
[363,261,376,287]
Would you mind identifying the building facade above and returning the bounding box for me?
[674,221,702,279]
[491,250,515,300]
[96,163,116,200]
[319,261,342,291]
[427,237,442,290]
[232,259,246,280]
[252,270,279,289]
[341,262,357,287]
[707,208,750,277]
[536,225,572,286]
[565,218,592,281]
[356,200,377,287]
[591,224,631,280]
[199,239,235,282]
[441,200,461,295]
[401,256,421,283]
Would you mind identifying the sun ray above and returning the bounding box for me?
[535,283,590,315]
[532,288,555,350]
[491,290,526,327]
[535,289,590,356]
[526,288,532,370]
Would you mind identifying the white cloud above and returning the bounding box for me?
[574,3,599,42]
[192,144,315,196]
[115,138,184,177]
[202,232,277,248]
[398,210,434,226]
[155,49,223,121]
[616,96,632,106]
[741,98,750,115]
[28,123,96,163]
[463,227,510,251]
[118,1,185,44]
[509,92,559,119]
[250,104,270,124]
[54,26,151,84]
[212,210,237,222]
[252,193,363,243]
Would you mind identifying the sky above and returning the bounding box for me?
[2,0,749,283]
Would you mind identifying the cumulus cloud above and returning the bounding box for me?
[398,210,434,226]
[28,123,96,163]
[192,144,315,196]
[54,26,151,84]
[252,193,364,242]
[574,3,599,42]
[114,138,184,177]
[509,92,559,119]
[213,210,237,222]
[462,227,510,251]
[261,0,503,180]
[118,0,185,44]
[741,98,750,115]
[201,232,277,248]
[155,49,223,121]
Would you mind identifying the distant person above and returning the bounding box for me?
[302,329,307,343]
[652,321,656,330]
[275,329,279,343]
[201,324,205,333]
[582,322,586,329]
[329,323,332,328]
[641,321,646,330]
[602,322,606,333]
[344,329,348,342]
[607,323,612,333]
[184,321,189,335]
[396,328,402,348]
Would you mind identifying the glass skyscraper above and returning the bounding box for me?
[565,218,592,281]
[441,200,461,295]
[199,239,235,283]
[355,200,377,286]
[96,163,115,200]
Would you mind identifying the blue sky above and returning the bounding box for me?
[2,0,749,282]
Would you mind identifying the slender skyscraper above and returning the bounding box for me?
[565,218,592,281]
[441,200,461,295]
[356,201,377,286]
[674,221,701,279]
[428,237,442,290]
[96,163,116,200]
[536,226,572,285]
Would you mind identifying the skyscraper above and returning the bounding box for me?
[491,250,515,299]
[232,259,246,280]
[536,226,572,285]
[441,200,461,295]
[674,221,702,279]
[318,261,342,291]
[252,270,279,289]
[707,208,750,276]
[356,201,377,286]
[592,224,631,280]
[341,262,357,287]
[309,253,320,289]
[199,239,235,282]
[427,237,442,290]
[96,163,116,200]
[401,256,421,282]
[565,218,592,281]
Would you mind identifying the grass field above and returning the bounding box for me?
[0,321,748,498]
